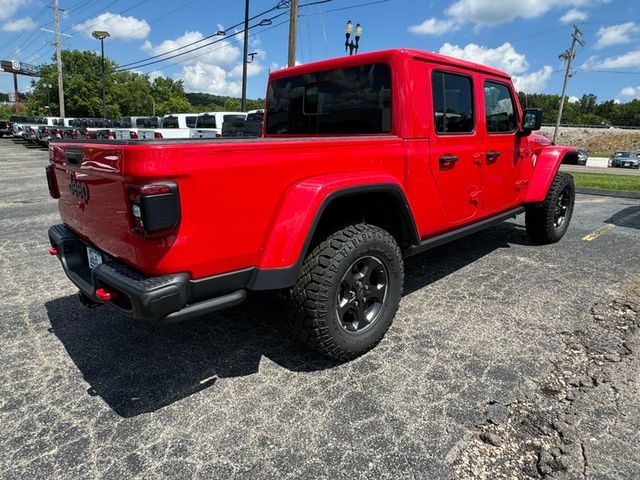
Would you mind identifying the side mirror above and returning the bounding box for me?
[521,108,542,133]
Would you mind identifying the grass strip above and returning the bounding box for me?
[570,172,640,192]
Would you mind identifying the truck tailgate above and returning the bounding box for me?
[49,143,134,262]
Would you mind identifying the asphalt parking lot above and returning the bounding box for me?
[0,137,639,479]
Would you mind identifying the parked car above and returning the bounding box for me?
[221,110,264,138]
[609,151,640,169]
[190,111,246,138]
[46,48,577,360]
[134,113,196,140]
[0,120,11,137]
[576,149,588,166]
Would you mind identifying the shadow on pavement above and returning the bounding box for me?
[45,222,526,417]
[605,205,640,231]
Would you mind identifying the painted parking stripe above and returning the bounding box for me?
[582,210,640,241]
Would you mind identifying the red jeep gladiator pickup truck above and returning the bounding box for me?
[47,49,577,360]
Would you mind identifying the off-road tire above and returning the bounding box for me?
[525,172,575,244]
[290,223,404,361]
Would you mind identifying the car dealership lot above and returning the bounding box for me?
[0,137,639,479]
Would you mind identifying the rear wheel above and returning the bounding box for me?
[525,172,575,244]
[290,224,404,361]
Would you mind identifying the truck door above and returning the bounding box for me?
[481,79,519,212]
[429,69,483,224]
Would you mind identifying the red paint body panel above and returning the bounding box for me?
[48,49,574,282]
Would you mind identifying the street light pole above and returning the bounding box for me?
[46,83,52,111]
[92,30,110,119]
[241,0,249,111]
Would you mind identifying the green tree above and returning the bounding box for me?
[151,77,191,115]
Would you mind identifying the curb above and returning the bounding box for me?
[576,187,640,199]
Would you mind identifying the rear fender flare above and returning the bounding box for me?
[525,146,577,203]
[252,173,418,288]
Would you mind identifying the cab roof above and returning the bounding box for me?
[269,48,511,82]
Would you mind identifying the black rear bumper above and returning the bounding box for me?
[48,224,246,322]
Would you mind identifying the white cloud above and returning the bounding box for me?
[143,29,267,96]
[73,13,150,40]
[618,86,640,100]
[441,0,607,28]
[181,62,241,96]
[439,42,552,93]
[0,0,27,21]
[560,8,588,24]
[512,66,554,93]
[408,17,459,35]
[568,95,580,103]
[439,42,528,74]
[142,30,240,68]
[2,16,35,32]
[581,49,640,69]
[595,22,637,49]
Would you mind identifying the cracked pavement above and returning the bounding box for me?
[0,138,639,479]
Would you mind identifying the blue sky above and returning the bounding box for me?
[0,0,639,103]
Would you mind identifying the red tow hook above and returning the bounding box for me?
[48,247,58,256]
[95,288,116,301]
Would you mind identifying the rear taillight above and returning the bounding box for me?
[85,131,96,139]
[107,130,115,140]
[127,183,180,238]
[154,132,163,139]
[46,164,60,199]
[130,131,138,139]
[71,130,79,139]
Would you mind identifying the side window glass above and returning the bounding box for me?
[484,81,516,133]
[432,71,474,134]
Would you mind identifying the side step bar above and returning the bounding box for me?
[405,207,525,257]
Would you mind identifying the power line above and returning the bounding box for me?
[136,19,289,76]
[118,10,290,72]
[63,0,149,34]
[118,0,291,69]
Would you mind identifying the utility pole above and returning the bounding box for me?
[53,0,65,117]
[553,24,584,144]
[287,0,298,67]
[241,0,249,111]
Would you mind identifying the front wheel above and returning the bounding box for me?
[525,172,575,244]
[289,224,404,361]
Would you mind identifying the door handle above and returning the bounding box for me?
[439,154,459,168]
[486,150,500,163]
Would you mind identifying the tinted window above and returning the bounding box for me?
[266,63,391,135]
[186,116,197,128]
[197,115,216,128]
[246,113,263,122]
[432,71,474,134]
[164,116,179,128]
[119,118,132,128]
[484,81,516,133]
[224,114,245,123]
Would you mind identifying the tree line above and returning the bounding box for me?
[1,49,263,119]
[517,92,640,127]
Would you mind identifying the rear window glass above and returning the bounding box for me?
[119,118,132,128]
[224,114,245,122]
[266,63,392,135]
[186,116,197,128]
[164,116,179,128]
[197,115,216,128]
[247,113,263,122]
[432,71,474,134]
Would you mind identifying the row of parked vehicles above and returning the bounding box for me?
[0,110,265,147]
